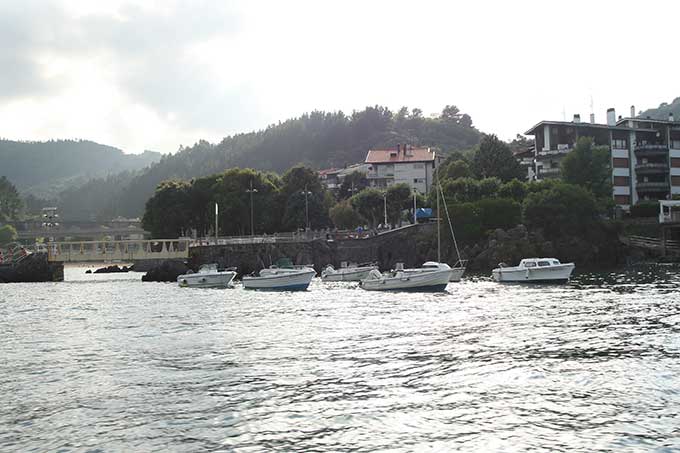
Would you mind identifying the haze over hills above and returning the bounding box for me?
[0,139,162,198]
[640,97,680,121]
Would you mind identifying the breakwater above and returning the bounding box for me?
[189,223,437,274]
[0,252,64,283]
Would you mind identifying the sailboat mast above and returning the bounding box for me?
[437,177,441,263]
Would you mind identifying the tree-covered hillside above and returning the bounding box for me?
[114,105,482,217]
[639,97,680,121]
[0,139,162,197]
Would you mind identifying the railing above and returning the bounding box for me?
[636,181,669,191]
[660,211,680,224]
[635,144,668,152]
[539,167,561,176]
[625,235,680,252]
[635,163,669,173]
[0,242,33,265]
[537,148,570,156]
[45,239,190,262]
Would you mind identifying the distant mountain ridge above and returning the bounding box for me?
[0,139,162,198]
[639,97,680,121]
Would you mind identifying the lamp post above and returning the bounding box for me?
[413,188,417,224]
[246,179,258,236]
[214,202,218,245]
[383,192,388,227]
[301,184,312,231]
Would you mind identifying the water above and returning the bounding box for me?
[2,266,680,452]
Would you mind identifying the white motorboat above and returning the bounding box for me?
[321,261,378,282]
[492,258,575,283]
[242,258,316,291]
[402,260,466,282]
[359,262,452,292]
[177,264,236,288]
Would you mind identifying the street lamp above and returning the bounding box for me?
[413,188,418,224]
[301,184,312,231]
[245,179,258,236]
[382,191,388,227]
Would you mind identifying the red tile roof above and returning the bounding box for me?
[365,147,434,164]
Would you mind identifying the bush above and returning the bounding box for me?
[0,224,18,244]
[445,198,521,242]
[630,201,659,218]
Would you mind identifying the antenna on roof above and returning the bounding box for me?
[589,95,595,124]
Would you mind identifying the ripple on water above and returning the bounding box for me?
[1,265,680,451]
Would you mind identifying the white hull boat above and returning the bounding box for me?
[492,258,575,283]
[402,260,466,282]
[321,262,378,282]
[177,264,236,288]
[243,266,316,291]
[360,263,452,292]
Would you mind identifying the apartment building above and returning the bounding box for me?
[364,145,443,194]
[525,106,680,209]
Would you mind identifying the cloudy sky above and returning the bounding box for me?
[1,0,678,154]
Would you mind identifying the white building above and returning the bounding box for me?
[365,145,443,194]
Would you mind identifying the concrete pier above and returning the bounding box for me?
[0,253,64,283]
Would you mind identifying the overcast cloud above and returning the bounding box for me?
[1,0,679,153]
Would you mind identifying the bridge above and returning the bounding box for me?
[44,239,190,262]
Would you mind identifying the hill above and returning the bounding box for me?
[0,139,162,198]
[639,97,680,121]
[112,105,482,217]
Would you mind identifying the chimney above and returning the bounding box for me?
[670,112,675,122]
[630,105,636,118]
[590,113,595,124]
[607,108,616,126]
[573,114,581,123]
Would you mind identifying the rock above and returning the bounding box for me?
[142,260,190,282]
[494,228,509,241]
[94,265,129,274]
[85,269,92,274]
[508,224,528,240]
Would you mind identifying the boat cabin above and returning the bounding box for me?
[517,258,561,268]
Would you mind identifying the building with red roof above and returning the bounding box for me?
[364,144,443,193]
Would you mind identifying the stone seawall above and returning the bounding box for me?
[189,223,437,274]
[0,253,64,283]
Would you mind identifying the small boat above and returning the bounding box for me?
[402,260,466,282]
[242,258,316,291]
[492,258,575,283]
[321,261,378,282]
[359,262,452,292]
[177,264,236,288]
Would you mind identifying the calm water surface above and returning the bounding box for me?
[2,265,680,452]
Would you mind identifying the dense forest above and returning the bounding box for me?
[66,105,483,219]
[639,97,680,120]
[0,139,161,198]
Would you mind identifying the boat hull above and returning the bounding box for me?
[177,271,236,288]
[492,264,575,283]
[321,267,376,282]
[360,269,452,292]
[449,267,465,282]
[242,269,315,291]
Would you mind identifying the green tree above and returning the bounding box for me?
[561,137,612,199]
[440,159,471,180]
[141,180,192,238]
[338,171,368,199]
[472,134,524,182]
[0,176,23,221]
[385,183,413,226]
[351,189,384,227]
[0,224,18,243]
[498,179,528,202]
[280,165,329,230]
[522,182,598,239]
[329,200,363,229]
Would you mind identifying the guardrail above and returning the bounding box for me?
[624,235,680,252]
[44,239,190,262]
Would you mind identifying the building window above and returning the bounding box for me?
[671,158,680,168]
[672,140,680,150]
[614,195,631,205]
[613,176,630,186]
[413,178,424,184]
[613,158,629,168]
[672,176,680,186]
[612,139,627,149]
[413,163,425,169]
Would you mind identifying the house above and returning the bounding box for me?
[364,145,443,194]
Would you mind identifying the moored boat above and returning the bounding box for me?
[242,258,316,291]
[321,261,378,282]
[359,262,452,292]
[177,264,236,288]
[492,258,575,283]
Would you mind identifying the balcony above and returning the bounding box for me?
[537,147,571,157]
[636,181,669,192]
[539,167,561,177]
[634,144,668,157]
[634,162,669,174]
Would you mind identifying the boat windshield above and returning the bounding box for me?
[538,261,551,267]
[524,262,537,268]
[552,260,561,265]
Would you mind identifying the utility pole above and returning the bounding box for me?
[246,179,258,236]
[413,188,417,224]
[214,202,218,245]
[383,192,388,227]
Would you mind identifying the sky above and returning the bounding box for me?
[1,0,679,154]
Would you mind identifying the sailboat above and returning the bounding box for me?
[359,176,464,291]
